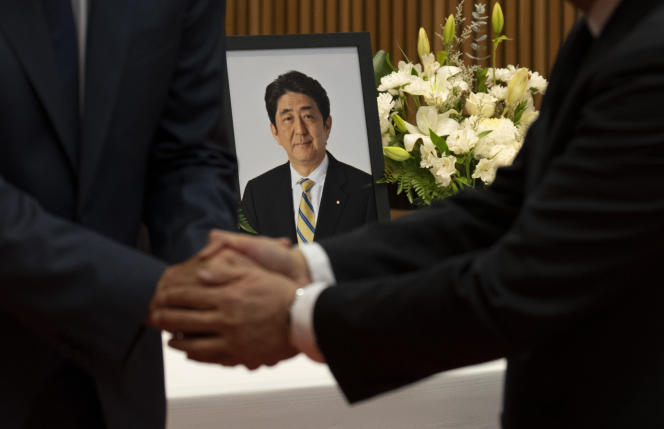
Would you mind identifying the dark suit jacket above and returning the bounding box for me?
[0,1,236,428]
[241,152,376,243]
[313,1,664,428]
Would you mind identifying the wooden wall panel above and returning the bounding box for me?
[313,0,325,33]
[365,0,377,48]
[225,0,581,78]
[299,0,311,34]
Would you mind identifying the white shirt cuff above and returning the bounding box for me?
[298,242,336,284]
[289,282,328,363]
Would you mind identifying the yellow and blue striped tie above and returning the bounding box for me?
[296,178,316,244]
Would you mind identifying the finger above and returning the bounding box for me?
[233,236,287,269]
[198,250,256,285]
[151,307,220,334]
[198,230,237,260]
[275,237,292,248]
[169,335,235,364]
[153,286,219,309]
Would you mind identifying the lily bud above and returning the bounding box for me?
[506,67,529,108]
[443,15,455,45]
[492,2,504,35]
[384,146,411,162]
[391,113,408,133]
[417,27,431,62]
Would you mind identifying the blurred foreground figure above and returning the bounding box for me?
[0,1,236,427]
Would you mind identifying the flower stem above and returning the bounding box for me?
[492,42,497,86]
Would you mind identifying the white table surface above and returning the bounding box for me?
[164,334,506,428]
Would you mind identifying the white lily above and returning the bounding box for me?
[403,106,459,152]
[404,77,452,107]
[420,52,440,78]
[405,65,468,108]
[437,66,469,92]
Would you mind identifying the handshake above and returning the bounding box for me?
[147,231,314,369]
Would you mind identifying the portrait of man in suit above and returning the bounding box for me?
[240,70,377,244]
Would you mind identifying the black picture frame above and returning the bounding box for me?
[223,32,390,224]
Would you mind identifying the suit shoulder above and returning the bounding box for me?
[332,158,373,184]
[245,163,289,189]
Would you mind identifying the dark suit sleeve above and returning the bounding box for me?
[143,0,237,263]
[364,179,377,223]
[314,48,664,402]
[0,176,166,374]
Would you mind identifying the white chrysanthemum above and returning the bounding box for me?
[378,71,414,92]
[380,116,392,135]
[377,93,395,117]
[475,117,520,157]
[489,85,507,100]
[465,92,497,117]
[528,71,547,94]
[491,65,518,83]
[378,60,424,93]
[447,126,479,155]
[376,93,395,136]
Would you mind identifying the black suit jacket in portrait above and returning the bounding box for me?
[241,152,377,243]
[0,1,236,428]
[313,1,664,428]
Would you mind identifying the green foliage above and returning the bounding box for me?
[380,141,483,206]
[429,130,450,156]
[512,99,528,125]
[372,50,395,88]
[237,207,257,234]
[475,67,489,93]
[381,157,457,206]
[436,50,448,66]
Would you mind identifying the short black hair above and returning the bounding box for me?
[265,70,330,126]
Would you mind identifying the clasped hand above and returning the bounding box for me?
[147,231,311,369]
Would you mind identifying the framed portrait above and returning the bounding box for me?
[224,32,390,241]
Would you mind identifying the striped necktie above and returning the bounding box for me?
[296,178,316,244]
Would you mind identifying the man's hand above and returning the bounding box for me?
[198,230,312,285]
[150,249,300,369]
[149,254,211,312]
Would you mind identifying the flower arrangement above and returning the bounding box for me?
[375,1,547,206]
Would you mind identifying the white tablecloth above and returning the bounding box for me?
[164,334,505,428]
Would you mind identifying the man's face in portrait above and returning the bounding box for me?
[271,91,331,171]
